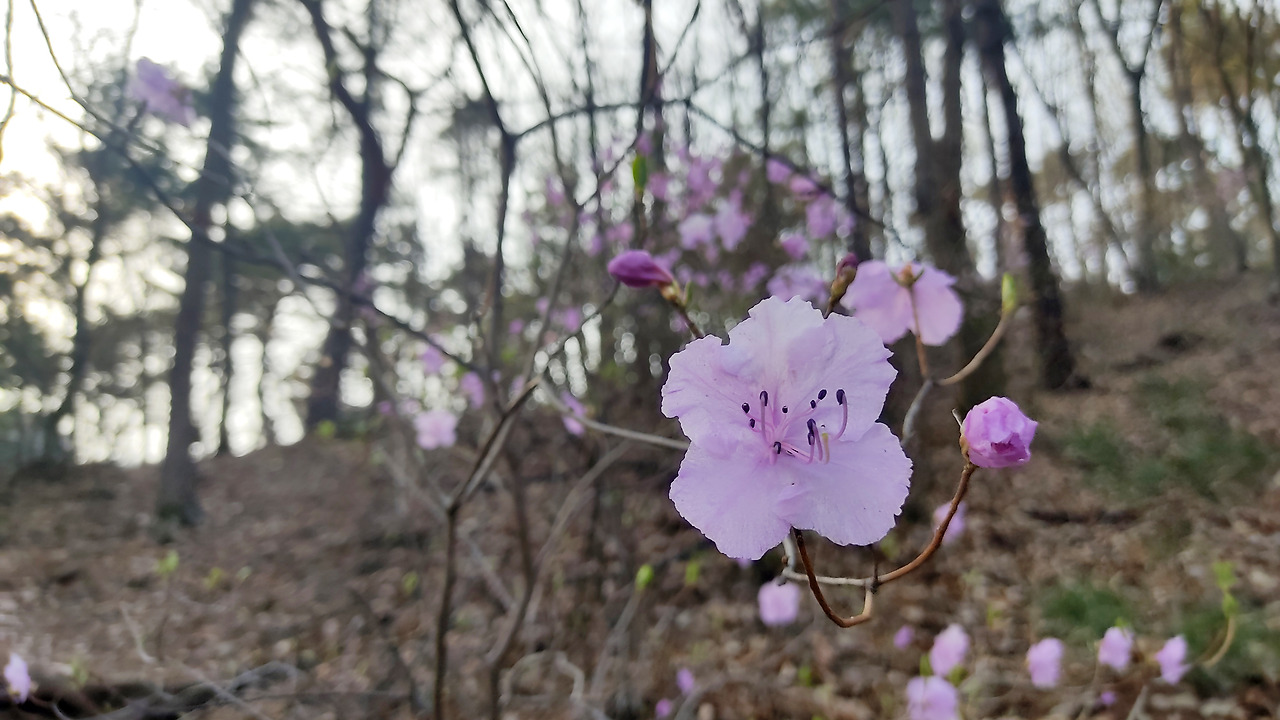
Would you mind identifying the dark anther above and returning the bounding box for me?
[773,441,782,455]
[817,389,827,400]
[810,400,817,409]
[760,390,769,407]
[782,406,788,414]
[742,402,750,414]
[836,388,846,405]
[749,419,756,428]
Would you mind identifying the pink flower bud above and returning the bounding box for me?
[962,397,1037,468]
[607,250,676,289]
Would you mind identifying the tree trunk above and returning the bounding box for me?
[302,0,394,429]
[158,0,256,525]
[974,0,1078,390]
[829,0,871,261]
[216,252,237,456]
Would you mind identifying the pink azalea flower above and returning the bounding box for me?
[757,581,801,626]
[766,158,792,184]
[894,625,915,649]
[929,625,969,677]
[788,174,820,200]
[806,195,839,238]
[905,676,959,720]
[608,250,676,288]
[780,232,808,260]
[715,200,751,251]
[1026,638,1064,688]
[841,260,963,346]
[509,319,526,336]
[686,158,718,206]
[414,410,458,449]
[662,297,911,559]
[558,307,583,333]
[129,58,195,126]
[1155,636,1190,684]
[4,654,29,703]
[607,222,635,245]
[1098,691,1117,707]
[649,172,671,201]
[933,501,966,545]
[421,344,447,374]
[585,233,606,257]
[376,400,394,416]
[459,372,486,407]
[1097,627,1133,672]
[561,393,586,436]
[766,265,828,303]
[676,667,695,695]
[741,262,771,291]
[655,697,674,718]
[962,397,1037,468]
[678,214,716,250]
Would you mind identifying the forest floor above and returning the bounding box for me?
[3,273,1280,720]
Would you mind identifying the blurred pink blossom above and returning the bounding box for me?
[421,344,447,374]
[905,676,958,720]
[4,654,29,703]
[758,581,801,627]
[561,393,586,436]
[129,58,195,126]
[780,232,808,260]
[655,698,673,718]
[766,158,792,184]
[678,214,715,249]
[932,501,966,545]
[1026,638,1064,688]
[676,667,695,695]
[715,200,751,251]
[1155,636,1189,684]
[806,195,839,237]
[1097,627,1133,672]
[459,372,486,407]
[414,409,458,449]
[841,260,963,346]
[929,625,969,677]
[894,625,915,649]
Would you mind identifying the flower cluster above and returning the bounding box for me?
[128,58,196,126]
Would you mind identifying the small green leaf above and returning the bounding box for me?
[636,563,655,591]
[920,654,933,677]
[156,550,179,578]
[796,664,813,687]
[1001,273,1018,314]
[684,559,701,587]
[1212,561,1237,592]
[1222,592,1239,619]
[204,566,225,591]
[632,154,649,190]
[402,571,420,595]
[316,420,336,439]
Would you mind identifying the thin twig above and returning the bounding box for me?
[793,528,876,628]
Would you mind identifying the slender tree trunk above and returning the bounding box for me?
[302,0,394,429]
[217,252,237,456]
[830,0,871,261]
[1166,4,1246,273]
[974,0,1078,389]
[1126,69,1160,292]
[158,0,256,525]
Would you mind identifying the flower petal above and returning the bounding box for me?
[661,335,756,447]
[911,268,964,346]
[775,422,911,547]
[843,261,913,345]
[669,442,793,560]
